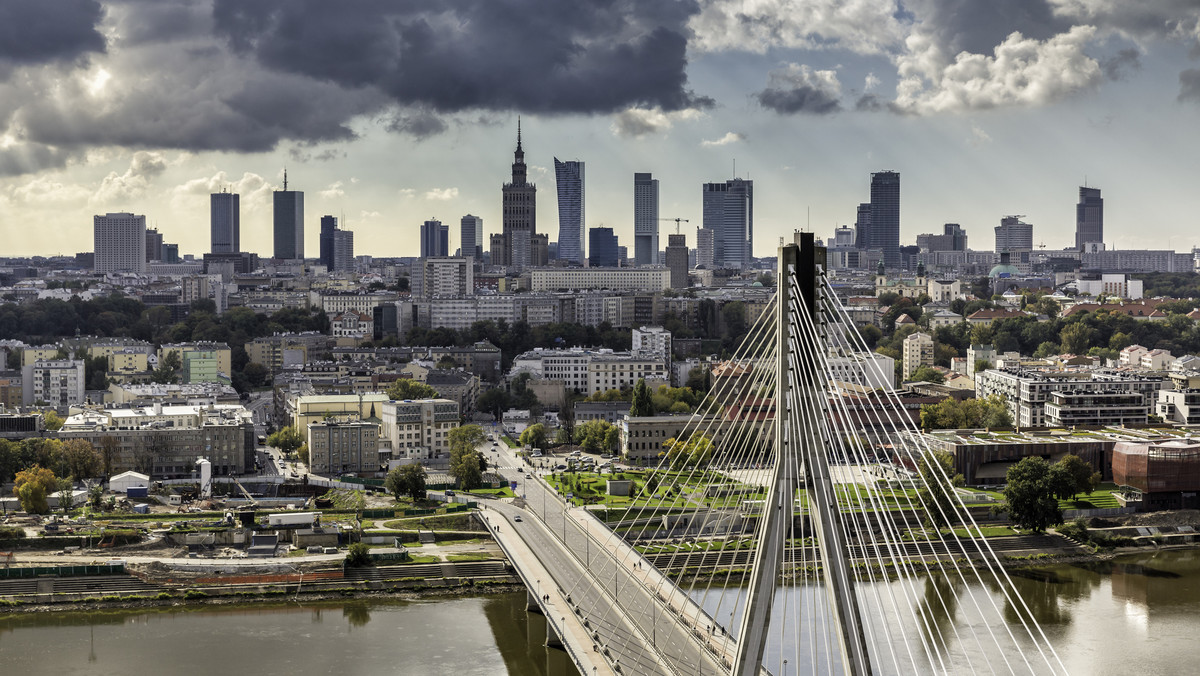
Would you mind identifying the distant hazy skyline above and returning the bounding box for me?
[2,1,1199,258]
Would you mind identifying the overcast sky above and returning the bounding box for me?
[2,0,1200,259]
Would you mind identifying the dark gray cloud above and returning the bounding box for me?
[1102,48,1141,81]
[1180,69,1200,104]
[385,110,449,140]
[855,94,884,112]
[0,0,106,67]
[755,63,842,115]
[907,0,1071,56]
[758,86,842,115]
[211,0,710,115]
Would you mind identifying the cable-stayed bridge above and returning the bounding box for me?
[484,234,1067,676]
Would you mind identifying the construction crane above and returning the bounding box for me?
[660,217,690,234]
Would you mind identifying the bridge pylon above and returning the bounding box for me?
[732,232,872,676]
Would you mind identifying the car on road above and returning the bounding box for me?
[554,464,567,471]
[513,515,523,522]
[445,489,456,496]
[532,452,542,457]
[517,467,523,473]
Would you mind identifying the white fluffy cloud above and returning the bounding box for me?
[610,106,704,138]
[91,151,169,206]
[893,26,1102,114]
[319,181,346,199]
[701,132,746,147]
[170,170,274,214]
[424,187,458,201]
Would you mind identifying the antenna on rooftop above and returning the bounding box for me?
[283,168,288,191]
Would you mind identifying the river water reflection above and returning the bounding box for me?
[3,550,1200,675]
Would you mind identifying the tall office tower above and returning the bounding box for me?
[995,216,1034,252]
[319,215,337,271]
[162,243,179,263]
[210,190,240,254]
[273,171,304,259]
[869,171,900,268]
[489,233,508,267]
[702,178,754,268]
[1076,186,1103,251]
[634,172,660,265]
[617,245,629,266]
[554,159,585,265]
[588,227,618,267]
[332,229,354,273]
[665,233,689,288]
[145,227,164,262]
[855,202,872,249]
[696,227,715,268]
[460,214,484,259]
[501,120,537,269]
[420,219,450,258]
[94,212,148,274]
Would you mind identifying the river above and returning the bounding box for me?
[3,550,1199,675]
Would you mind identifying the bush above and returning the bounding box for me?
[345,542,372,567]
[0,526,26,539]
[1057,518,1089,542]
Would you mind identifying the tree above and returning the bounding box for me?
[1050,455,1095,501]
[554,427,572,445]
[296,443,309,466]
[917,451,964,530]
[386,464,428,501]
[519,423,548,450]
[630,379,655,417]
[88,482,104,510]
[1000,457,1063,533]
[576,420,616,454]
[42,410,64,431]
[910,366,945,384]
[345,542,372,567]
[1060,323,1095,356]
[14,465,58,514]
[477,388,510,419]
[243,362,269,388]
[448,425,487,489]
[151,350,182,384]
[387,378,440,400]
[62,439,101,480]
[267,426,304,454]
[664,434,713,469]
[57,477,75,514]
[919,396,1012,431]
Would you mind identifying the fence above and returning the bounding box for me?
[1062,506,1136,519]
[0,563,126,579]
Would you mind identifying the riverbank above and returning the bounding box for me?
[0,578,525,615]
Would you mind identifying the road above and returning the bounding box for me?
[484,431,731,676]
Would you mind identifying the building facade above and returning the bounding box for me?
[995,215,1033,252]
[901,332,933,380]
[460,214,484,259]
[1076,186,1103,251]
[21,359,85,410]
[665,233,688,288]
[273,173,304,260]
[869,171,900,268]
[210,191,240,254]
[634,172,660,265]
[702,178,753,268]
[554,159,585,265]
[588,227,619,268]
[307,419,380,475]
[94,213,147,274]
[420,219,450,258]
[501,122,538,269]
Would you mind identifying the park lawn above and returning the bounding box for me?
[446,553,492,562]
[1058,483,1121,510]
[467,487,517,498]
[501,436,519,448]
[949,525,1018,538]
[401,554,441,564]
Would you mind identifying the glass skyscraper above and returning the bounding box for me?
[210,190,239,254]
[702,178,753,268]
[273,171,304,260]
[554,158,585,265]
[634,172,659,265]
[869,171,900,268]
[1076,186,1103,251]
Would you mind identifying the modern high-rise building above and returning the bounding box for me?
[634,172,659,265]
[854,202,872,250]
[665,233,689,288]
[420,219,449,258]
[273,171,304,260]
[1076,186,1103,251]
[833,225,856,247]
[94,212,147,274]
[460,214,484,259]
[869,171,900,268]
[916,223,968,252]
[554,159,585,265]
[210,190,240,254]
[319,216,355,273]
[702,178,754,268]
[696,227,715,268]
[588,227,618,268]
[319,215,337,270]
[501,120,538,269]
[145,227,164,263]
[995,216,1034,252]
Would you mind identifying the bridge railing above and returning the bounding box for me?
[530,472,738,673]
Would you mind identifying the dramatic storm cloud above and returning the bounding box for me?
[212,0,710,115]
[756,64,844,115]
[0,0,106,69]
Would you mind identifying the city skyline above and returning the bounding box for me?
[2,1,1200,258]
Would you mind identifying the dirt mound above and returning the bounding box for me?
[1114,510,1200,528]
